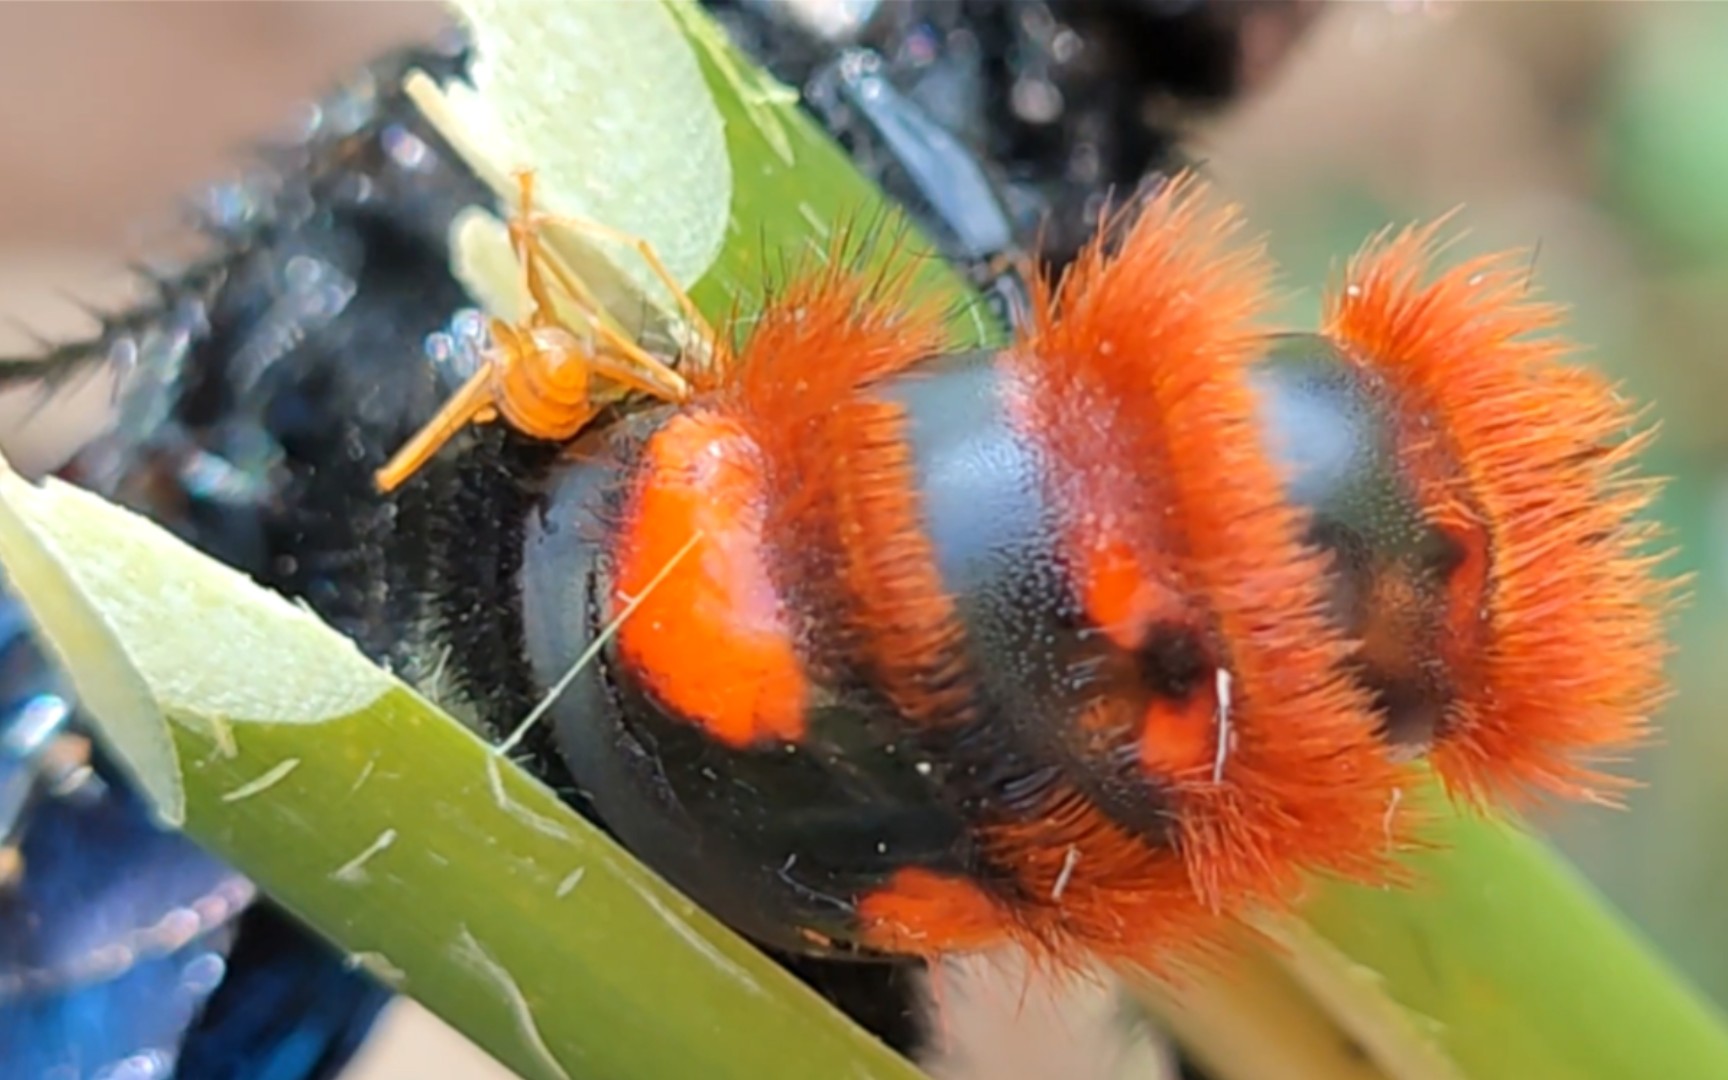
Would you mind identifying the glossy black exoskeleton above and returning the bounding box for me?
[0,3,1321,1074]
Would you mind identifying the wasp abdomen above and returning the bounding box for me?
[512,180,1669,971]
[520,349,1217,960]
[887,351,1190,842]
[514,192,1401,966]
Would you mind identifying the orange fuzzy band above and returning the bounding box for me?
[1325,223,1675,805]
[1008,175,1410,918]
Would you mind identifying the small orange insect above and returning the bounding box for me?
[373,170,697,493]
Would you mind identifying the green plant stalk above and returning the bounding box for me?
[1127,942,1399,1080]
[184,699,930,1080]
[1298,807,1728,1080]
[663,0,994,346]
[1129,788,1728,1080]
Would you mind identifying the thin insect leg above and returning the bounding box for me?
[529,211,718,350]
[374,366,498,493]
[578,323,688,402]
[506,171,688,403]
[507,169,627,345]
[580,344,689,401]
[508,170,576,329]
[519,230,689,402]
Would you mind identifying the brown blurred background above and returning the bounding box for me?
[5,3,1728,1077]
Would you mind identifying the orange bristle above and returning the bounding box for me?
[856,800,1263,981]
[720,232,979,728]
[1325,222,1676,806]
[1009,175,1415,917]
[611,229,960,751]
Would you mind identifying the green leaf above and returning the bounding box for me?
[1301,807,1728,1080]
[1128,785,1728,1080]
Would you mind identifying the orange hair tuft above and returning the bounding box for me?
[1011,175,1415,914]
[1325,222,1676,805]
[723,232,979,728]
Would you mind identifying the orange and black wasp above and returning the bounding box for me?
[369,165,1666,982]
[0,3,1671,1075]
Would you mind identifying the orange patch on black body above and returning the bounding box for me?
[857,868,1015,956]
[612,410,809,749]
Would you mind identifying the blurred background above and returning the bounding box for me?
[2,1,1726,1076]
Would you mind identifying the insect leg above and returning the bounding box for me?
[506,171,690,404]
[373,359,501,493]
